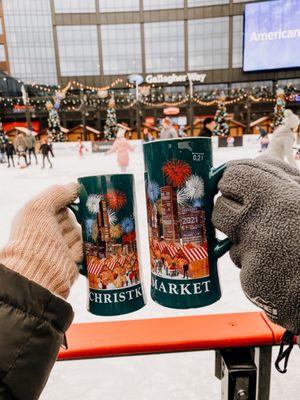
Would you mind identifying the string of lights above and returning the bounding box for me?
[0,87,294,109]
[139,95,190,107]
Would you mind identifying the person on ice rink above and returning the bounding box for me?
[5,140,16,168]
[0,141,6,164]
[26,130,38,165]
[40,138,54,169]
[268,109,299,167]
[106,124,134,173]
[14,132,28,167]
[0,156,299,398]
[257,126,269,152]
[77,137,88,159]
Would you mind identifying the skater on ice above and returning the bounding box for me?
[77,137,89,159]
[26,130,38,165]
[106,124,134,173]
[40,138,54,169]
[257,125,269,152]
[0,141,6,164]
[14,132,28,167]
[5,140,15,168]
[0,122,7,164]
[268,109,299,167]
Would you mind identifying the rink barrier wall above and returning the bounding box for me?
[52,141,92,154]
[51,140,144,154]
[58,311,284,360]
[51,136,261,155]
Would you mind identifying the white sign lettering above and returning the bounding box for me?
[250,28,300,42]
[145,73,206,85]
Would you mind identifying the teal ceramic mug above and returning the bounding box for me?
[143,137,231,309]
[70,174,145,316]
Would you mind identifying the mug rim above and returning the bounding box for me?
[77,173,134,181]
[143,137,212,145]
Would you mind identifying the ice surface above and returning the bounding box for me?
[0,141,298,400]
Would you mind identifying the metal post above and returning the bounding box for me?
[189,79,194,136]
[216,348,257,400]
[246,98,251,135]
[22,85,32,130]
[255,347,272,400]
[25,105,32,131]
[136,82,141,139]
[80,91,87,141]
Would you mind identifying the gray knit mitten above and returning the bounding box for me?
[212,155,300,335]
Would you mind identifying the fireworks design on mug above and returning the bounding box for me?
[177,187,190,206]
[105,190,127,211]
[108,209,118,225]
[184,175,205,200]
[86,194,103,214]
[121,217,135,234]
[163,160,192,188]
[147,180,160,203]
[110,224,123,240]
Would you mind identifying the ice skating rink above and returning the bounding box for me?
[0,140,299,400]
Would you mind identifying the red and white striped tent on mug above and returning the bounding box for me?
[179,246,208,262]
[87,257,116,276]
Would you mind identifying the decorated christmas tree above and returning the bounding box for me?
[273,88,286,129]
[213,94,229,136]
[46,101,64,142]
[104,95,118,141]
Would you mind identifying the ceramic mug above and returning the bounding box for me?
[70,174,145,316]
[143,137,231,309]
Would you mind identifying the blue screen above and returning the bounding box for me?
[243,0,300,72]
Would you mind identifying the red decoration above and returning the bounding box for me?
[105,190,127,211]
[122,232,136,244]
[163,160,192,188]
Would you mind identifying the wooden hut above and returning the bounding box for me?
[184,119,203,137]
[5,126,38,140]
[185,117,245,138]
[37,126,70,142]
[228,119,246,137]
[250,116,272,135]
[176,246,209,279]
[68,125,101,142]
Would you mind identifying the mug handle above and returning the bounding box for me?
[209,164,232,260]
[68,203,87,277]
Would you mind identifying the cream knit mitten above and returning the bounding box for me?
[0,183,83,299]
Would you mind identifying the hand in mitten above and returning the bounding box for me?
[0,184,83,299]
[212,155,300,335]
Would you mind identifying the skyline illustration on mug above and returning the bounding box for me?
[146,159,209,281]
[84,189,140,292]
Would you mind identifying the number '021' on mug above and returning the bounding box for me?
[143,137,231,309]
[70,174,145,316]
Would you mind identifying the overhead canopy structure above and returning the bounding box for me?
[0,70,22,97]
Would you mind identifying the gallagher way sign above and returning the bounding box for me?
[145,72,206,85]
